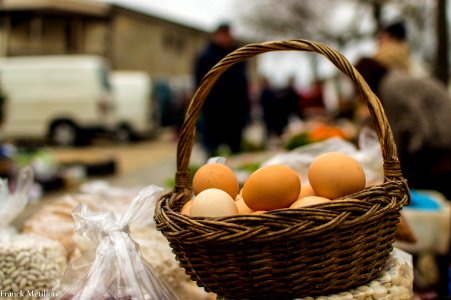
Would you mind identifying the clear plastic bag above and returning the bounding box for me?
[56,185,179,300]
[0,234,68,295]
[261,126,384,186]
[0,167,34,241]
[0,167,68,295]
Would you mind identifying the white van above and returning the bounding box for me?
[111,71,159,141]
[0,55,115,146]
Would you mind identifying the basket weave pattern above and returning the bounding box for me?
[154,39,410,299]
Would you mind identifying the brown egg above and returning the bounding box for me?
[290,196,331,208]
[308,152,366,199]
[180,200,192,215]
[235,197,253,214]
[190,188,238,217]
[242,164,301,211]
[298,182,316,199]
[192,163,239,199]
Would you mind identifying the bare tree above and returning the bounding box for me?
[236,0,374,48]
[236,0,447,80]
[434,0,449,84]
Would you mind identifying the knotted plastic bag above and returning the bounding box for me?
[56,185,179,300]
[0,167,34,241]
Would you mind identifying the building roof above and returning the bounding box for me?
[109,1,209,32]
[0,0,110,16]
[0,0,210,33]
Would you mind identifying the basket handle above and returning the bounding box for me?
[174,39,403,194]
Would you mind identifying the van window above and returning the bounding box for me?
[99,67,111,91]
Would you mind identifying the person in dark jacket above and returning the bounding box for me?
[194,23,251,158]
[276,76,302,129]
[259,76,280,139]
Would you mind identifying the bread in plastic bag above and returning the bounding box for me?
[22,195,82,258]
[55,184,179,300]
[22,181,138,258]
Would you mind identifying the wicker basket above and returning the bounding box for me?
[154,39,410,300]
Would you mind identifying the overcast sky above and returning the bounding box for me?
[94,0,233,31]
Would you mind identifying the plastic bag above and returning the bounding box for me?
[0,166,34,241]
[131,227,214,300]
[207,156,227,164]
[262,126,384,186]
[56,184,179,300]
[354,127,384,185]
[78,180,144,225]
[0,167,68,296]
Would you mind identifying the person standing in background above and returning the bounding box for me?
[194,23,250,158]
[259,76,280,141]
[270,76,301,139]
[299,79,327,119]
[355,57,451,200]
[277,76,302,123]
[374,21,412,73]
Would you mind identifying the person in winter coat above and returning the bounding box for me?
[374,21,412,73]
[194,23,251,158]
[355,57,451,199]
[259,77,281,139]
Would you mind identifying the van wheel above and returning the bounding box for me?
[116,125,136,143]
[48,121,80,146]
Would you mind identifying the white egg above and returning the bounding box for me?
[191,188,238,217]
